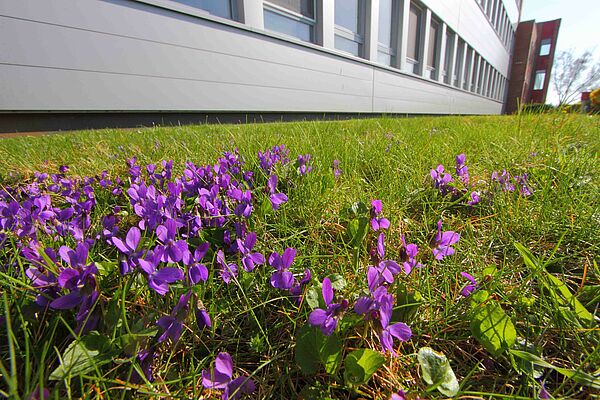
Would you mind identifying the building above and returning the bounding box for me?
[0,0,522,131]
[505,18,561,113]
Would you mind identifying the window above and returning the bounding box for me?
[264,0,316,43]
[533,70,546,90]
[173,0,236,20]
[453,38,465,87]
[427,18,440,78]
[334,0,365,57]
[377,0,396,65]
[406,3,422,73]
[463,46,473,90]
[471,54,480,92]
[539,39,551,56]
[443,29,455,84]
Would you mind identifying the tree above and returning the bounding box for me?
[552,49,600,105]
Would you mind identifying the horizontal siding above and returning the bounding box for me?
[0,0,503,115]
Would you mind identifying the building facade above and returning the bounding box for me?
[505,18,560,113]
[0,0,522,130]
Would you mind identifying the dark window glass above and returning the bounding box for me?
[268,0,314,19]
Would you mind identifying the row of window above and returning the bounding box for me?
[168,0,510,101]
[476,0,514,49]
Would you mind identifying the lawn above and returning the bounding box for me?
[0,114,599,399]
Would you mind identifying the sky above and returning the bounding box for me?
[520,0,600,103]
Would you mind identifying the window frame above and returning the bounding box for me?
[263,0,317,43]
[169,0,239,21]
[406,2,424,74]
[533,70,546,91]
[334,0,367,57]
[376,0,398,66]
[539,38,552,56]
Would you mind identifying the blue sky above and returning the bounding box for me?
[521,0,600,102]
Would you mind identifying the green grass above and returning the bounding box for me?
[1,114,599,399]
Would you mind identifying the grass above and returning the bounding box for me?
[0,113,599,399]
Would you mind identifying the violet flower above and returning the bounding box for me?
[514,173,533,196]
[156,292,191,344]
[138,250,184,295]
[296,154,313,176]
[236,232,265,272]
[269,248,296,290]
[332,159,342,179]
[156,219,190,264]
[202,352,255,400]
[111,226,142,275]
[308,277,349,336]
[430,164,453,194]
[370,200,390,231]
[455,153,470,185]
[216,249,238,284]
[431,220,460,260]
[186,243,210,285]
[460,272,478,297]
[399,235,421,275]
[491,169,515,192]
[355,286,412,355]
[467,191,480,206]
[366,233,402,291]
[290,268,312,302]
[267,174,288,211]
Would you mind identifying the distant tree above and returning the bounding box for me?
[552,49,600,105]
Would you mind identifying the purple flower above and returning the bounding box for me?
[111,226,141,275]
[460,272,478,297]
[269,248,296,290]
[216,250,238,284]
[514,173,533,196]
[539,383,550,399]
[355,286,412,355]
[491,169,515,192]
[332,159,342,179]
[467,191,480,206]
[236,232,265,272]
[267,174,288,211]
[258,145,290,173]
[196,307,212,331]
[370,200,390,231]
[156,292,191,343]
[366,234,402,291]
[296,154,313,176]
[390,390,406,400]
[290,268,312,302]
[430,164,453,194]
[399,235,421,275]
[156,219,190,264]
[138,251,184,295]
[308,277,348,336]
[186,243,210,285]
[202,352,255,400]
[431,220,460,260]
[455,153,469,184]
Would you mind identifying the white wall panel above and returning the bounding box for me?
[0,0,505,115]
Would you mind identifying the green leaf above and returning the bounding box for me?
[343,348,385,387]
[295,325,343,375]
[515,242,595,327]
[470,299,517,356]
[305,286,321,309]
[469,289,490,308]
[510,350,600,389]
[50,332,118,380]
[346,219,367,247]
[394,284,423,323]
[328,274,347,291]
[417,347,460,397]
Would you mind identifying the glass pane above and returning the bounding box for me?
[444,31,454,83]
[463,47,472,89]
[533,71,546,90]
[378,0,393,47]
[335,0,359,33]
[335,35,360,56]
[173,0,232,19]
[267,0,314,19]
[378,51,391,66]
[407,5,421,61]
[427,20,438,68]
[264,9,312,42]
[539,39,551,56]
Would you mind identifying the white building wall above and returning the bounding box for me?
[0,0,515,115]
